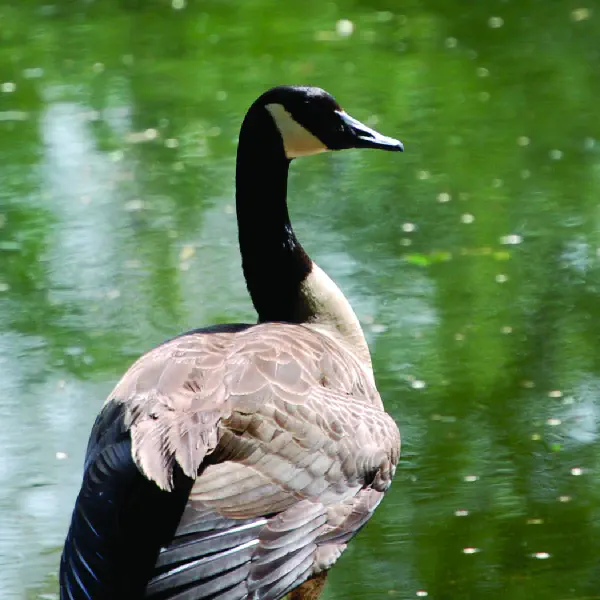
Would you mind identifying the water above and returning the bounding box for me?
[1,1,600,598]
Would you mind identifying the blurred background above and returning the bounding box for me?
[1,1,600,598]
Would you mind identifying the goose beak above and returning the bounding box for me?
[337,111,404,152]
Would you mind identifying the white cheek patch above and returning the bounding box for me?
[266,103,328,158]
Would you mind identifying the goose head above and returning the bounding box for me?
[249,85,404,159]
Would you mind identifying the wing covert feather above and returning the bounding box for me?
[107,323,399,493]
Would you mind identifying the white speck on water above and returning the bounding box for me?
[476,67,489,77]
[56,452,68,460]
[110,150,124,162]
[571,7,591,21]
[501,325,513,334]
[521,169,531,179]
[455,509,469,517]
[416,591,428,598]
[126,129,158,144]
[1,82,16,93]
[495,274,508,283]
[455,333,465,341]
[531,433,541,441]
[500,234,522,245]
[336,19,354,37]
[517,136,530,146]
[411,380,426,390]
[463,547,480,554]
[0,282,10,292]
[179,245,195,262]
[492,178,503,188]
[65,346,84,357]
[558,495,571,502]
[461,213,475,224]
[106,289,121,300]
[548,390,563,398]
[437,192,451,202]
[165,138,179,148]
[550,149,563,160]
[571,467,583,476]
[584,137,596,150]
[547,418,562,426]
[23,67,44,79]
[527,518,543,525]
[488,16,504,28]
[445,37,458,48]
[562,395,575,405]
[417,170,430,180]
[124,199,144,212]
[532,552,551,560]
[400,238,412,246]
[92,62,105,73]
[464,475,479,482]
[402,222,416,232]
[172,0,186,8]
[124,259,142,269]
[371,323,388,334]
[85,110,101,122]
[216,90,227,101]
[224,204,234,215]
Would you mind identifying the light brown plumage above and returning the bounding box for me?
[112,323,398,498]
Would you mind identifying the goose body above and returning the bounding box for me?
[60,85,403,600]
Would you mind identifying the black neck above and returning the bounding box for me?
[236,105,312,322]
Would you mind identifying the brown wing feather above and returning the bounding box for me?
[111,332,235,490]
[107,322,399,494]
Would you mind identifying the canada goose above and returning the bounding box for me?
[59,85,402,600]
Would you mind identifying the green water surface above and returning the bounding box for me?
[1,1,600,599]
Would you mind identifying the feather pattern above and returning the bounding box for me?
[110,323,398,495]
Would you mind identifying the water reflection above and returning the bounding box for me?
[1,1,600,598]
